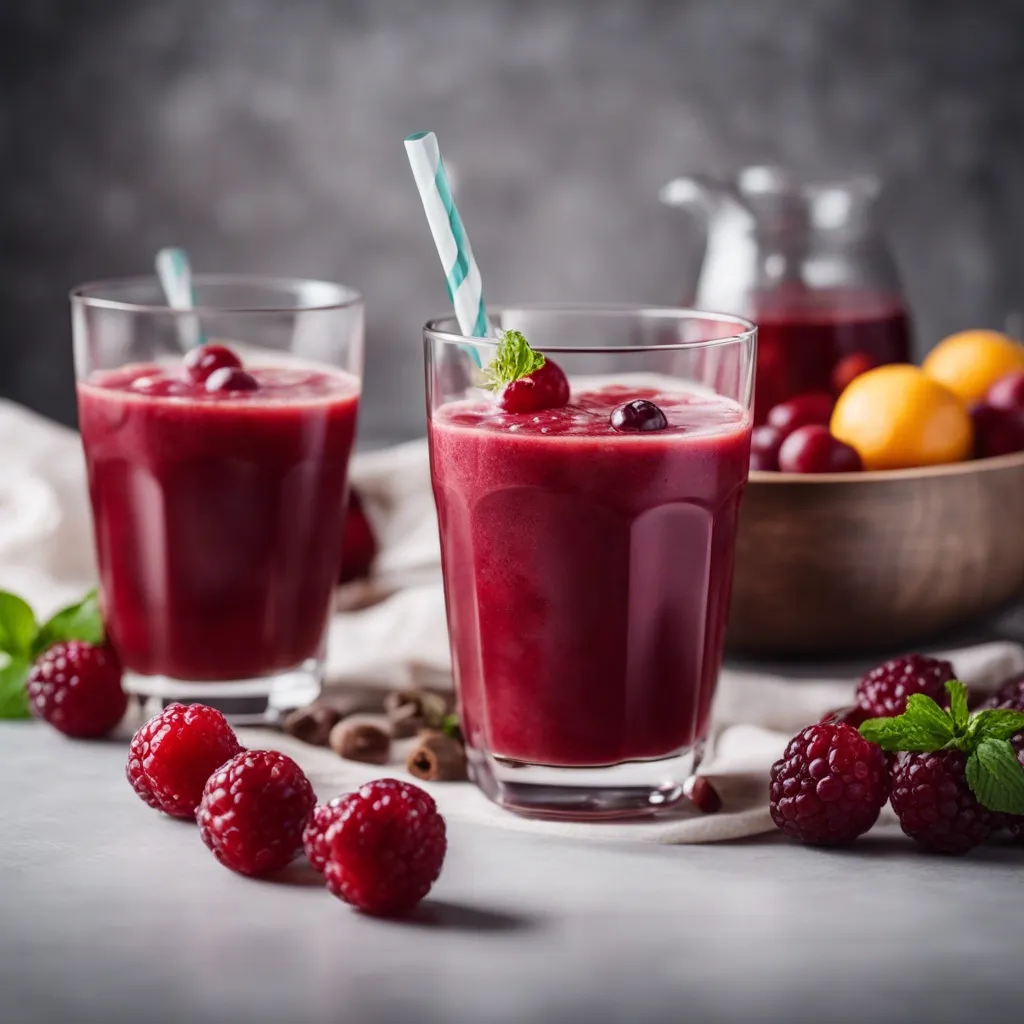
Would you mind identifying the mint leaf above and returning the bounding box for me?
[903,693,956,746]
[965,738,1024,814]
[946,680,970,734]
[0,591,38,659]
[859,693,956,752]
[859,715,950,752]
[481,330,545,391]
[968,708,1024,744]
[34,589,104,656]
[0,654,31,719]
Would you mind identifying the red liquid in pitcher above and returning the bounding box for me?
[78,362,359,681]
[753,288,911,422]
[429,384,751,768]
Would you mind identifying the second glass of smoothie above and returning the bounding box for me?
[72,275,363,719]
[426,306,756,819]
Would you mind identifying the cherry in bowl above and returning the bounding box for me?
[766,392,835,436]
[750,424,786,471]
[778,424,862,474]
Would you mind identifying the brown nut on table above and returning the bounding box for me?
[406,732,468,782]
[282,704,340,746]
[387,702,427,739]
[384,688,448,729]
[329,719,391,765]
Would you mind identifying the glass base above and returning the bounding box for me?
[123,658,322,725]
[468,742,704,821]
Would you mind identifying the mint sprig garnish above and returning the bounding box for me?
[0,589,105,720]
[480,330,545,391]
[860,680,1024,815]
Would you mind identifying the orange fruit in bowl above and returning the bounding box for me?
[830,364,973,470]
[922,329,1024,404]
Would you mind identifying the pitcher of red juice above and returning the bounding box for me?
[660,166,911,423]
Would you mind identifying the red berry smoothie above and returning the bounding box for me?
[77,352,359,681]
[429,383,751,768]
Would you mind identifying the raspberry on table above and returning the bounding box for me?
[855,654,955,719]
[197,750,315,877]
[126,703,243,819]
[770,723,889,846]
[302,798,345,874]
[889,750,998,855]
[27,641,126,739]
[321,778,447,916]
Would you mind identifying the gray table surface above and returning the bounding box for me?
[3,720,1024,1024]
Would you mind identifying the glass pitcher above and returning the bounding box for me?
[660,166,912,422]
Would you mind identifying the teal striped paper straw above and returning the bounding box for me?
[155,246,207,348]
[405,131,493,360]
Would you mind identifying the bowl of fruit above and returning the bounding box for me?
[728,330,1024,657]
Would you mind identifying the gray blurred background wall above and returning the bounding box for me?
[2,0,1023,445]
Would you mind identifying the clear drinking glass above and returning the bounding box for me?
[425,305,756,819]
[71,275,364,721]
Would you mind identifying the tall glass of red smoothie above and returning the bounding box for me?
[72,275,363,720]
[425,305,756,819]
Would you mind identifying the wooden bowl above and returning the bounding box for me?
[726,450,1024,657]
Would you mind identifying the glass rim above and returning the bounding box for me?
[424,303,757,354]
[70,273,363,315]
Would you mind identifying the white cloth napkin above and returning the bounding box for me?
[3,399,1023,844]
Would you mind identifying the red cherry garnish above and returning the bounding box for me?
[205,367,259,393]
[766,392,835,437]
[184,344,243,384]
[831,352,878,395]
[498,359,570,413]
[778,424,862,473]
[986,371,1024,412]
[749,424,785,471]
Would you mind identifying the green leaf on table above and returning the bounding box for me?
[965,738,1024,815]
[34,589,104,656]
[946,680,970,734]
[0,654,31,720]
[440,713,462,740]
[0,591,38,659]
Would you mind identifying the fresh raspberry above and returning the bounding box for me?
[978,674,1024,714]
[770,723,889,846]
[320,779,447,916]
[197,750,315,877]
[855,654,955,719]
[338,489,378,584]
[889,750,997,854]
[1009,746,1024,842]
[979,681,1024,840]
[302,798,345,873]
[126,703,242,819]
[498,359,570,414]
[819,705,868,728]
[26,641,126,738]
